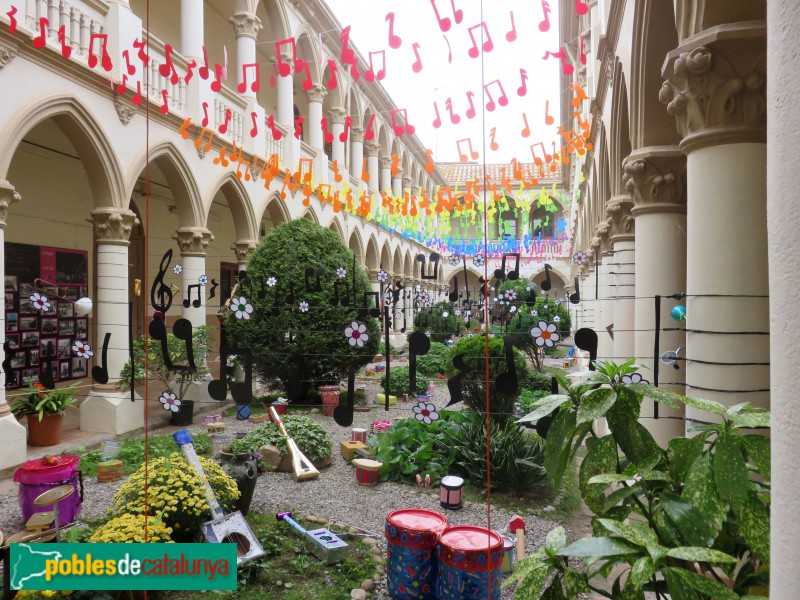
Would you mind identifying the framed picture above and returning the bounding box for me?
[40,338,56,360]
[9,352,26,369]
[18,298,35,314]
[75,318,87,339]
[6,334,19,350]
[5,369,20,389]
[21,368,38,385]
[59,361,71,380]
[6,313,18,333]
[71,357,87,378]
[28,349,40,366]
[19,282,34,296]
[57,302,74,318]
[41,302,56,317]
[64,287,78,300]
[78,286,88,298]
[5,293,15,311]
[4,275,17,293]
[19,316,38,331]
[43,286,59,297]
[58,320,75,337]
[40,317,58,335]
[50,362,59,383]
[56,338,71,360]
[21,331,40,348]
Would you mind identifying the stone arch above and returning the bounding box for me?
[321,60,344,110]
[328,218,346,244]
[531,266,568,297]
[0,94,125,209]
[609,64,632,196]
[365,235,380,270]
[126,140,204,228]
[348,229,364,263]
[258,191,291,236]
[347,88,364,128]
[404,249,413,277]
[294,26,322,85]
[302,206,319,223]
[392,246,403,276]
[379,240,391,271]
[377,122,392,158]
[203,172,258,241]
[256,0,291,45]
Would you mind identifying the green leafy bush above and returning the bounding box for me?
[445,336,528,424]
[524,370,554,392]
[378,340,397,357]
[519,388,552,415]
[226,219,379,400]
[369,412,468,483]
[416,341,450,375]
[379,366,429,396]
[505,297,571,370]
[414,301,463,342]
[233,415,332,463]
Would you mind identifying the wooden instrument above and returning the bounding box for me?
[269,406,319,481]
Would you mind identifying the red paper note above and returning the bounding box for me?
[517,68,528,97]
[411,43,423,73]
[390,108,415,136]
[365,50,386,82]
[467,22,493,58]
[238,63,260,93]
[386,13,402,49]
[506,11,517,42]
[539,0,551,32]
[364,113,376,141]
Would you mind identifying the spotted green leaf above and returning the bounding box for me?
[627,383,682,409]
[682,453,729,531]
[740,434,770,481]
[579,435,618,513]
[626,557,656,590]
[729,409,770,429]
[668,435,706,486]
[714,431,750,511]
[541,577,566,600]
[658,492,717,547]
[577,388,617,424]
[558,536,638,558]
[562,569,588,596]
[667,546,737,564]
[596,518,658,548]
[734,490,770,564]
[544,408,577,488]
[503,557,550,598]
[665,567,740,600]
[517,394,568,423]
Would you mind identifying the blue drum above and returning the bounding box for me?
[437,526,503,599]
[385,508,448,599]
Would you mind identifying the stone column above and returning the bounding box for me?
[229,11,262,101]
[0,181,26,469]
[306,85,326,150]
[391,170,403,200]
[180,0,204,59]
[276,52,295,128]
[173,227,214,329]
[81,207,144,436]
[329,107,347,168]
[661,24,768,422]
[606,196,636,363]
[350,127,365,184]
[365,142,381,195]
[379,156,393,193]
[624,147,687,444]
[232,240,258,273]
[591,225,613,364]
[768,1,800,591]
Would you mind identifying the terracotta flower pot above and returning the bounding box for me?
[27,413,64,447]
[319,385,340,417]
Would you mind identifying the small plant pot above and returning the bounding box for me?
[319,385,340,417]
[170,400,194,426]
[269,401,287,422]
[27,413,64,447]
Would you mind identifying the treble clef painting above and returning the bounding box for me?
[151,249,174,314]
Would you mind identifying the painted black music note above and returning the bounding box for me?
[494,336,520,396]
[569,277,580,304]
[183,284,202,308]
[574,327,598,371]
[417,252,441,280]
[407,330,431,398]
[449,275,459,303]
[208,325,253,405]
[446,352,478,407]
[333,367,357,427]
[208,279,219,300]
[333,280,350,306]
[151,249,174,313]
[148,318,197,374]
[494,252,520,281]
[304,267,324,294]
[358,291,381,320]
[540,263,553,292]
[91,332,111,384]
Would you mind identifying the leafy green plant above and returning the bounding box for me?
[414,301,463,342]
[378,340,397,357]
[226,219,379,400]
[10,382,79,421]
[416,341,450,375]
[445,336,528,424]
[508,360,770,599]
[234,416,332,463]
[368,412,468,483]
[519,388,551,415]
[524,370,555,392]
[506,297,571,370]
[380,365,430,396]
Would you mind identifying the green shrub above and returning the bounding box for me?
[232,415,332,463]
[445,336,528,424]
[226,220,379,400]
[378,340,397,357]
[369,412,469,483]
[414,301,463,342]
[518,388,551,415]
[380,365,429,396]
[524,370,554,392]
[416,341,450,375]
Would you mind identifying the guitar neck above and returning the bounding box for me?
[178,441,225,520]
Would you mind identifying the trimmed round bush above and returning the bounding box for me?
[379,365,429,396]
[416,341,450,375]
[414,301,463,342]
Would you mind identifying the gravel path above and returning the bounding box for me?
[0,369,569,598]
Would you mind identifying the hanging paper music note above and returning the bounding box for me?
[326,59,338,89]
[575,0,590,16]
[321,117,333,143]
[7,6,17,34]
[543,48,574,74]
[267,115,282,140]
[541,263,553,291]
[465,90,476,119]
[521,113,531,138]
[364,113,376,140]
[489,127,499,152]
[539,0,552,31]
[417,253,441,280]
[411,43,423,73]
[339,116,352,143]
[390,108,415,136]
[88,33,112,71]
[467,22,493,58]
[365,50,386,82]
[32,17,46,49]
[569,278,581,304]
[494,253,520,280]
[506,11,517,42]
[149,318,197,375]
[238,63,260,93]
[517,68,528,97]
[429,0,462,32]
[445,98,460,125]
[386,12,402,49]
[424,149,435,174]
[57,25,71,59]
[151,250,174,313]
[456,138,478,163]
[571,82,589,106]
[218,109,231,134]
[159,44,180,84]
[484,80,508,112]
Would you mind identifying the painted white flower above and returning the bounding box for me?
[172,264,183,275]
[490,287,495,292]
[412,401,440,425]
[30,292,51,312]
[543,304,549,310]
[573,251,589,265]
[531,309,538,316]
[505,290,517,301]
[376,270,389,283]
[299,301,309,313]
[231,296,253,320]
[510,306,518,313]
[554,315,561,323]
[425,330,431,337]
[159,391,181,412]
[447,254,460,266]
[527,283,535,291]
[419,292,430,304]
[529,320,561,348]
[336,267,347,279]
[72,340,93,359]
[455,309,462,317]
[198,274,208,286]
[472,255,485,268]
[266,276,277,287]
[344,320,369,347]
[621,373,649,385]
[442,311,449,318]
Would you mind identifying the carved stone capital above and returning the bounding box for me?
[329,107,347,125]
[306,84,326,103]
[88,208,139,244]
[660,23,766,151]
[0,40,19,70]
[365,142,381,157]
[0,179,21,228]
[231,240,258,263]
[229,11,262,39]
[379,155,393,170]
[114,97,136,125]
[606,195,635,243]
[402,176,412,189]
[623,147,687,215]
[173,227,215,256]
[350,127,365,143]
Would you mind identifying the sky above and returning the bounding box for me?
[324,0,564,166]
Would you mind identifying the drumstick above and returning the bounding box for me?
[269,406,319,481]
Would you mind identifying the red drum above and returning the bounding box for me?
[437,526,503,599]
[385,508,448,599]
[14,455,83,525]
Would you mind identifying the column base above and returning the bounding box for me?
[0,414,28,470]
[81,390,144,435]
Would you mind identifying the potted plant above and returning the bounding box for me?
[218,438,258,515]
[11,382,79,446]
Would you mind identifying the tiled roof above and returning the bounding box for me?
[438,161,564,186]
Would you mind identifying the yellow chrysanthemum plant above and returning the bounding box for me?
[108,453,240,540]
[89,514,174,544]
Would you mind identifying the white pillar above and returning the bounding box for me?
[379,156,393,193]
[625,147,687,444]
[232,240,257,274]
[306,85,325,150]
[173,227,214,329]
[392,172,403,199]
[350,127,365,184]
[0,181,26,470]
[769,0,800,590]
[365,142,381,195]
[661,26,768,422]
[180,0,204,59]
[607,195,635,362]
[276,53,294,128]
[230,11,262,101]
[81,208,144,436]
[330,107,347,168]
